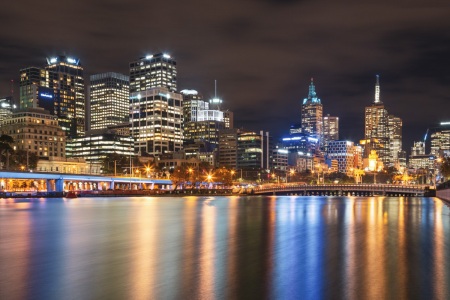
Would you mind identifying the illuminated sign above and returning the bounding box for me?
[40,93,53,99]
[440,122,450,125]
[50,57,57,63]
[145,55,153,59]
[163,53,171,59]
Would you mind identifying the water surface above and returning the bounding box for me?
[1,196,449,299]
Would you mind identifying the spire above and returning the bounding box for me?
[374,74,381,103]
[303,77,321,104]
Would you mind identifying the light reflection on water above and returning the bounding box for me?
[0,196,449,300]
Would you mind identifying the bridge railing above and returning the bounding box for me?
[254,183,427,193]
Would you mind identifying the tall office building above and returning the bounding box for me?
[218,128,239,169]
[129,53,177,93]
[19,67,51,109]
[130,87,183,156]
[430,122,450,157]
[411,141,425,156]
[237,130,271,171]
[90,72,129,130]
[45,56,85,137]
[301,78,323,139]
[323,114,339,148]
[388,115,402,166]
[364,75,389,165]
[181,89,231,146]
[19,56,86,138]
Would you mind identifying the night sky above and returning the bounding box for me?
[1,0,450,152]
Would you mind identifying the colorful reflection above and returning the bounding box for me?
[0,196,449,299]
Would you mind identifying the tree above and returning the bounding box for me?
[0,134,14,170]
[100,153,137,175]
[11,150,39,170]
[441,157,450,180]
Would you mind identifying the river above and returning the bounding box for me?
[1,196,449,300]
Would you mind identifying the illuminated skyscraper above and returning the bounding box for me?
[430,122,450,157]
[301,78,323,140]
[388,115,402,166]
[130,87,183,156]
[323,114,339,148]
[19,67,51,109]
[364,75,389,165]
[89,72,129,130]
[45,55,85,137]
[129,53,177,93]
[19,56,86,138]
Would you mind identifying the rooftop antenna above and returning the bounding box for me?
[210,79,222,110]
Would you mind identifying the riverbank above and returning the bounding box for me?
[436,181,450,203]
[0,188,235,198]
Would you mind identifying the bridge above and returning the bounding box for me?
[251,183,430,197]
[0,171,172,195]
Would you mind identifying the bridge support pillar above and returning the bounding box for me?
[46,179,54,192]
[55,178,64,193]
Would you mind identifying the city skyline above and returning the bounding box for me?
[1,0,450,151]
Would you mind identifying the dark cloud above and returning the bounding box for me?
[1,0,450,153]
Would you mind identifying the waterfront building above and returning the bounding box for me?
[129,87,183,156]
[323,114,339,149]
[181,89,231,146]
[129,53,177,93]
[326,140,360,176]
[281,132,319,167]
[36,157,88,174]
[364,75,389,165]
[271,147,288,172]
[237,130,271,171]
[218,128,239,169]
[89,72,129,131]
[301,78,323,140]
[66,128,135,173]
[0,108,66,160]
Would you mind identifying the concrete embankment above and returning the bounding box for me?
[437,181,450,203]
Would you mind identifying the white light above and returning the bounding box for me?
[67,57,76,64]
[137,94,141,99]
[50,57,57,63]
[180,89,198,95]
[210,98,222,104]
[166,93,170,99]
[163,53,171,59]
[440,122,450,125]
[145,55,153,59]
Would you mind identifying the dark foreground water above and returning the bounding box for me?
[0,196,449,300]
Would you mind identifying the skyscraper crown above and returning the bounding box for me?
[303,78,321,105]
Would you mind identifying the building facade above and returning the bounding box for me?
[90,72,129,130]
[323,114,339,148]
[0,108,66,160]
[364,75,389,165]
[129,53,177,93]
[301,78,323,140]
[130,87,183,156]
